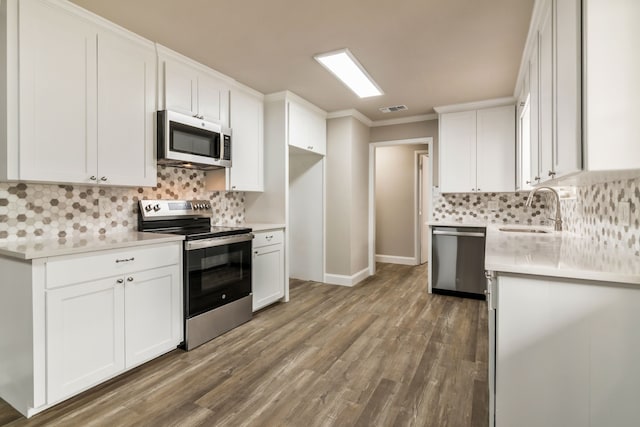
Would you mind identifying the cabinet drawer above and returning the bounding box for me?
[46,243,181,289]
[253,230,284,248]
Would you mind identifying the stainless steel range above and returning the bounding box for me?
[138,199,253,350]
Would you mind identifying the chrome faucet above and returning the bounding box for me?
[525,186,563,231]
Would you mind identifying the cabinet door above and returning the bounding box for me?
[163,59,198,116]
[584,0,640,171]
[97,30,157,187]
[528,37,541,185]
[476,106,516,192]
[538,2,554,182]
[198,74,230,126]
[229,88,264,192]
[252,244,284,311]
[18,0,98,184]
[46,277,125,404]
[124,265,181,368]
[438,111,477,193]
[553,0,582,178]
[288,100,326,155]
[496,275,591,427]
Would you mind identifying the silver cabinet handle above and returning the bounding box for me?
[477,188,481,192]
[100,176,107,182]
[548,171,556,177]
[89,176,97,181]
[266,235,273,241]
[116,278,124,284]
[127,277,134,282]
[535,176,541,181]
[307,146,314,150]
[231,185,237,189]
[432,230,485,237]
[115,257,135,263]
[526,180,531,184]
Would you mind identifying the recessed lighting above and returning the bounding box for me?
[314,48,383,98]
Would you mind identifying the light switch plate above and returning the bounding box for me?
[619,201,631,226]
[488,201,499,212]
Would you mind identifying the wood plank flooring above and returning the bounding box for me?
[0,263,488,427]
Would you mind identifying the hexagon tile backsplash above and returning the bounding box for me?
[431,176,640,256]
[561,177,640,256]
[431,191,553,225]
[0,166,244,242]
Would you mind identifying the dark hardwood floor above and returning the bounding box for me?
[0,263,488,427]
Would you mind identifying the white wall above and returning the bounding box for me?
[370,119,439,185]
[325,116,370,278]
[375,144,429,259]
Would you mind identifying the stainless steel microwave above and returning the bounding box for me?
[157,110,232,170]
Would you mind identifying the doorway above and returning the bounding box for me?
[418,152,430,265]
[368,137,433,276]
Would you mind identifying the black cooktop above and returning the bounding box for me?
[164,225,253,240]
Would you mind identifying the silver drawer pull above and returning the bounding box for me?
[266,235,273,240]
[115,257,135,263]
[116,278,124,284]
[127,277,134,282]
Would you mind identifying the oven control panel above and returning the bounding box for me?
[139,199,212,220]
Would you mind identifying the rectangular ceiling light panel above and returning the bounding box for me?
[314,49,383,98]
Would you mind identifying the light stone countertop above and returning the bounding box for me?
[0,232,185,260]
[485,225,640,285]
[244,223,286,232]
[429,220,488,228]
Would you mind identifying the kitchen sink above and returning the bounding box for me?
[499,227,551,234]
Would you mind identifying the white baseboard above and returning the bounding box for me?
[324,267,370,287]
[375,254,418,266]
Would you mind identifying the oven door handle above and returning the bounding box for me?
[186,233,254,251]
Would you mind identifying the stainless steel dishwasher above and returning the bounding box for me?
[431,226,486,299]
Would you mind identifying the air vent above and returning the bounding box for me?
[379,105,408,113]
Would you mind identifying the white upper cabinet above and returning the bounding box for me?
[553,0,582,177]
[159,46,230,127]
[477,106,516,192]
[17,0,98,184]
[287,98,327,156]
[515,0,640,183]
[538,1,554,182]
[437,100,516,193]
[228,86,264,192]
[583,0,640,171]
[0,0,157,187]
[97,29,157,187]
[439,111,477,193]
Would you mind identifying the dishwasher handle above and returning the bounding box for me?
[432,230,485,238]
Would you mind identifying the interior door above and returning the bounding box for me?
[419,154,429,265]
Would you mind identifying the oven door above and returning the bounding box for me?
[185,236,252,318]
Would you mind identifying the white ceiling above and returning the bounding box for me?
[71,0,534,121]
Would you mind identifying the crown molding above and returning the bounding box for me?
[370,113,438,127]
[326,109,373,126]
[433,97,516,114]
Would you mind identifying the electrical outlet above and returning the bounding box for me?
[619,201,631,226]
[488,201,499,212]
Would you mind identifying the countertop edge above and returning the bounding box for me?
[244,223,286,232]
[484,261,640,286]
[0,232,185,261]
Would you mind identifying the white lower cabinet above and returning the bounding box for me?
[494,273,640,427]
[252,230,285,311]
[47,253,182,404]
[0,241,183,418]
[124,266,182,367]
[46,277,126,403]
